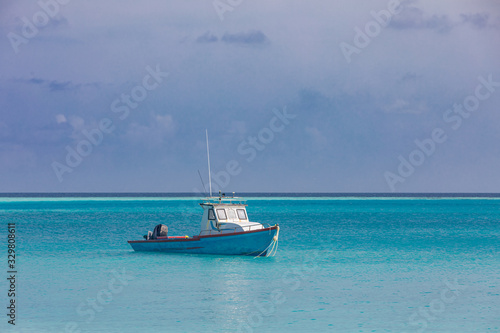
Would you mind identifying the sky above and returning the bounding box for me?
[0,0,499,193]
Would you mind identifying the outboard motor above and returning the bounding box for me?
[151,224,168,239]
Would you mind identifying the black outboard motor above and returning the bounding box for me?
[151,224,168,239]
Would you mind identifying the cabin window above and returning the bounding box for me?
[216,208,227,220]
[208,209,215,220]
[227,209,236,219]
[237,209,247,220]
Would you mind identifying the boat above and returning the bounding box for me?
[128,192,279,256]
[127,130,279,256]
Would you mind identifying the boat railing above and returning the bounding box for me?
[199,224,264,236]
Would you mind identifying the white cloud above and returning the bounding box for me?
[383,99,428,114]
[69,116,84,130]
[155,114,174,132]
[55,114,67,124]
[124,114,175,148]
[305,126,328,149]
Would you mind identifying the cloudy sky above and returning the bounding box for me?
[1,0,499,193]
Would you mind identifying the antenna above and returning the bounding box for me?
[206,129,212,197]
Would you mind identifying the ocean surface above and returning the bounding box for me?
[0,194,499,332]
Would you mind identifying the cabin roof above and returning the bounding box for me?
[200,196,247,207]
[200,202,248,207]
[200,203,248,207]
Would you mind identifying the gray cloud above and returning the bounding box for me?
[390,6,499,33]
[196,31,218,43]
[28,78,45,85]
[399,72,420,83]
[25,78,73,91]
[297,89,331,111]
[23,78,99,92]
[48,81,72,92]
[221,30,269,45]
[44,16,69,30]
[390,7,454,33]
[194,30,269,46]
[460,13,497,29]
[17,15,70,35]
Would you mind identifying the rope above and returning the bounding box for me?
[255,225,279,258]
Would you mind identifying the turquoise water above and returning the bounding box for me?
[1,196,499,332]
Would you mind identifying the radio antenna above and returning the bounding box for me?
[206,129,212,197]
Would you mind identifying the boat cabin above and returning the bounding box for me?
[199,195,264,235]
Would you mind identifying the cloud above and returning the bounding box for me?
[383,98,410,113]
[196,31,218,43]
[49,81,72,92]
[123,114,175,148]
[297,89,330,111]
[221,30,269,45]
[399,72,420,83]
[46,16,69,30]
[304,126,327,149]
[55,114,67,124]
[460,13,496,29]
[155,114,174,131]
[195,30,270,46]
[226,120,247,141]
[390,5,498,33]
[69,116,85,135]
[4,14,69,37]
[383,99,428,114]
[25,77,72,91]
[34,15,69,33]
[28,78,45,85]
[390,6,454,33]
[0,115,72,146]
[22,77,100,92]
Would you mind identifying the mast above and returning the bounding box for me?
[206,129,212,197]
